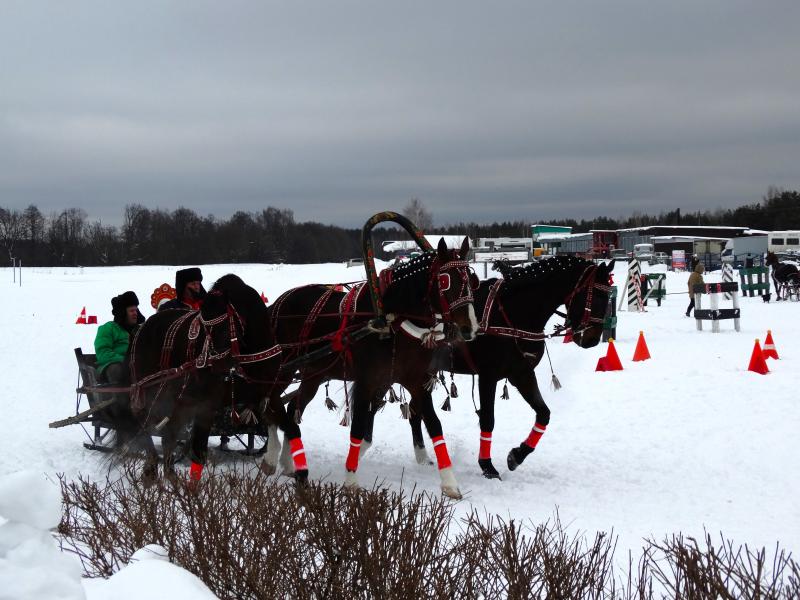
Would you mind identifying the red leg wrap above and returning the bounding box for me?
[479,431,492,460]
[289,437,308,471]
[345,436,361,472]
[524,423,547,449]
[189,462,203,481]
[431,435,452,470]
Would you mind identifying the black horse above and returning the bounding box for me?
[766,252,800,300]
[403,256,616,479]
[262,238,477,498]
[120,274,282,482]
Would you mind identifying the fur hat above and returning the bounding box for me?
[111,291,139,315]
[175,267,205,301]
[111,291,144,329]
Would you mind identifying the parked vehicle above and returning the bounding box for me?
[653,252,669,264]
[768,231,800,254]
[722,236,768,268]
[634,243,654,263]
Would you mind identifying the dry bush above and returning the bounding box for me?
[57,462,799,599]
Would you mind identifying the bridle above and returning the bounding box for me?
[197,295,283,370]
[427,257,477,321]
[562,264,613,333]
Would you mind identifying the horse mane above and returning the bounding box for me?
[499,255,592,294]
[388,251,436,281]
[207,273,265,315]
[382,251,442,311]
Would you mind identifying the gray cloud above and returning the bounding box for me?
[1,0,798,226]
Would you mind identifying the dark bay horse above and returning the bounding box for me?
[262,237,477,498]
[766,252,800,300]
[121,274,282,482]
[405,256,616,479]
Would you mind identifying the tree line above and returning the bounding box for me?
[0,188,797,266]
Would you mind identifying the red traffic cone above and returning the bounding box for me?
[747,339,769,375]
[596,338,623,372]
[75,307,87,324]
[632,331,651,362]
[260,292,269,304]
[762,330,779,360]
[563,329,573,344]
[87,315,98,324]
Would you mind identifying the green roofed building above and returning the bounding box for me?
[531,224,572,242]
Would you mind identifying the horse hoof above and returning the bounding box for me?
[441,486,462,500]
[478,458,501,480]
[507,446,533,472]
[293,469,309,485]
[343,471,359,489]
[259,460,277,476]
[414,446,433,466]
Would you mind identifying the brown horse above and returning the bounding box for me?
[261,237,477,498]
[119,274,282,482]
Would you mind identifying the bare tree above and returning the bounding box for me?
[0,207,24,260]
[402,197,433,231]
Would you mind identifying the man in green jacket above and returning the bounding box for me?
[94,291,145,384]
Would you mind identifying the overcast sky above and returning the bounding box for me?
[1,1,798,226]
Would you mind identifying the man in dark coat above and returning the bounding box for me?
[158,267,206,311]
[94,291,145,384]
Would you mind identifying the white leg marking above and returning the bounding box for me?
[414,445,433,465]
[439,466,462,499]
[279,434,295,475]
[259,425,281,474]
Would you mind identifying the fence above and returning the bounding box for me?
[738,267,770,297]
[693,282,741,333]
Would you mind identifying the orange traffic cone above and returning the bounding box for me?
[747,339,769,375]
[563,329,573,344]
[75,307,87,324]
[596,338,623,372]
[632,331,651,362]
[260,292,269,304]
[762,330,779,360]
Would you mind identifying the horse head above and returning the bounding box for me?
[382,237,478,342]
[202,274,276,375]
[566,259,615,349]
[432,237,479,341]
[766,251,779,267]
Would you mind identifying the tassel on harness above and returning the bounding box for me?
[339,407,350,427]
[501,380,510,400]
[400,401,410,420]
[324,382,337,411]
[449,373,458,398]
[388,387,400,403]
[440,395,451,411]
[545,342,562,392]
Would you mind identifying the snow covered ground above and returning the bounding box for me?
[1,260,798,595]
